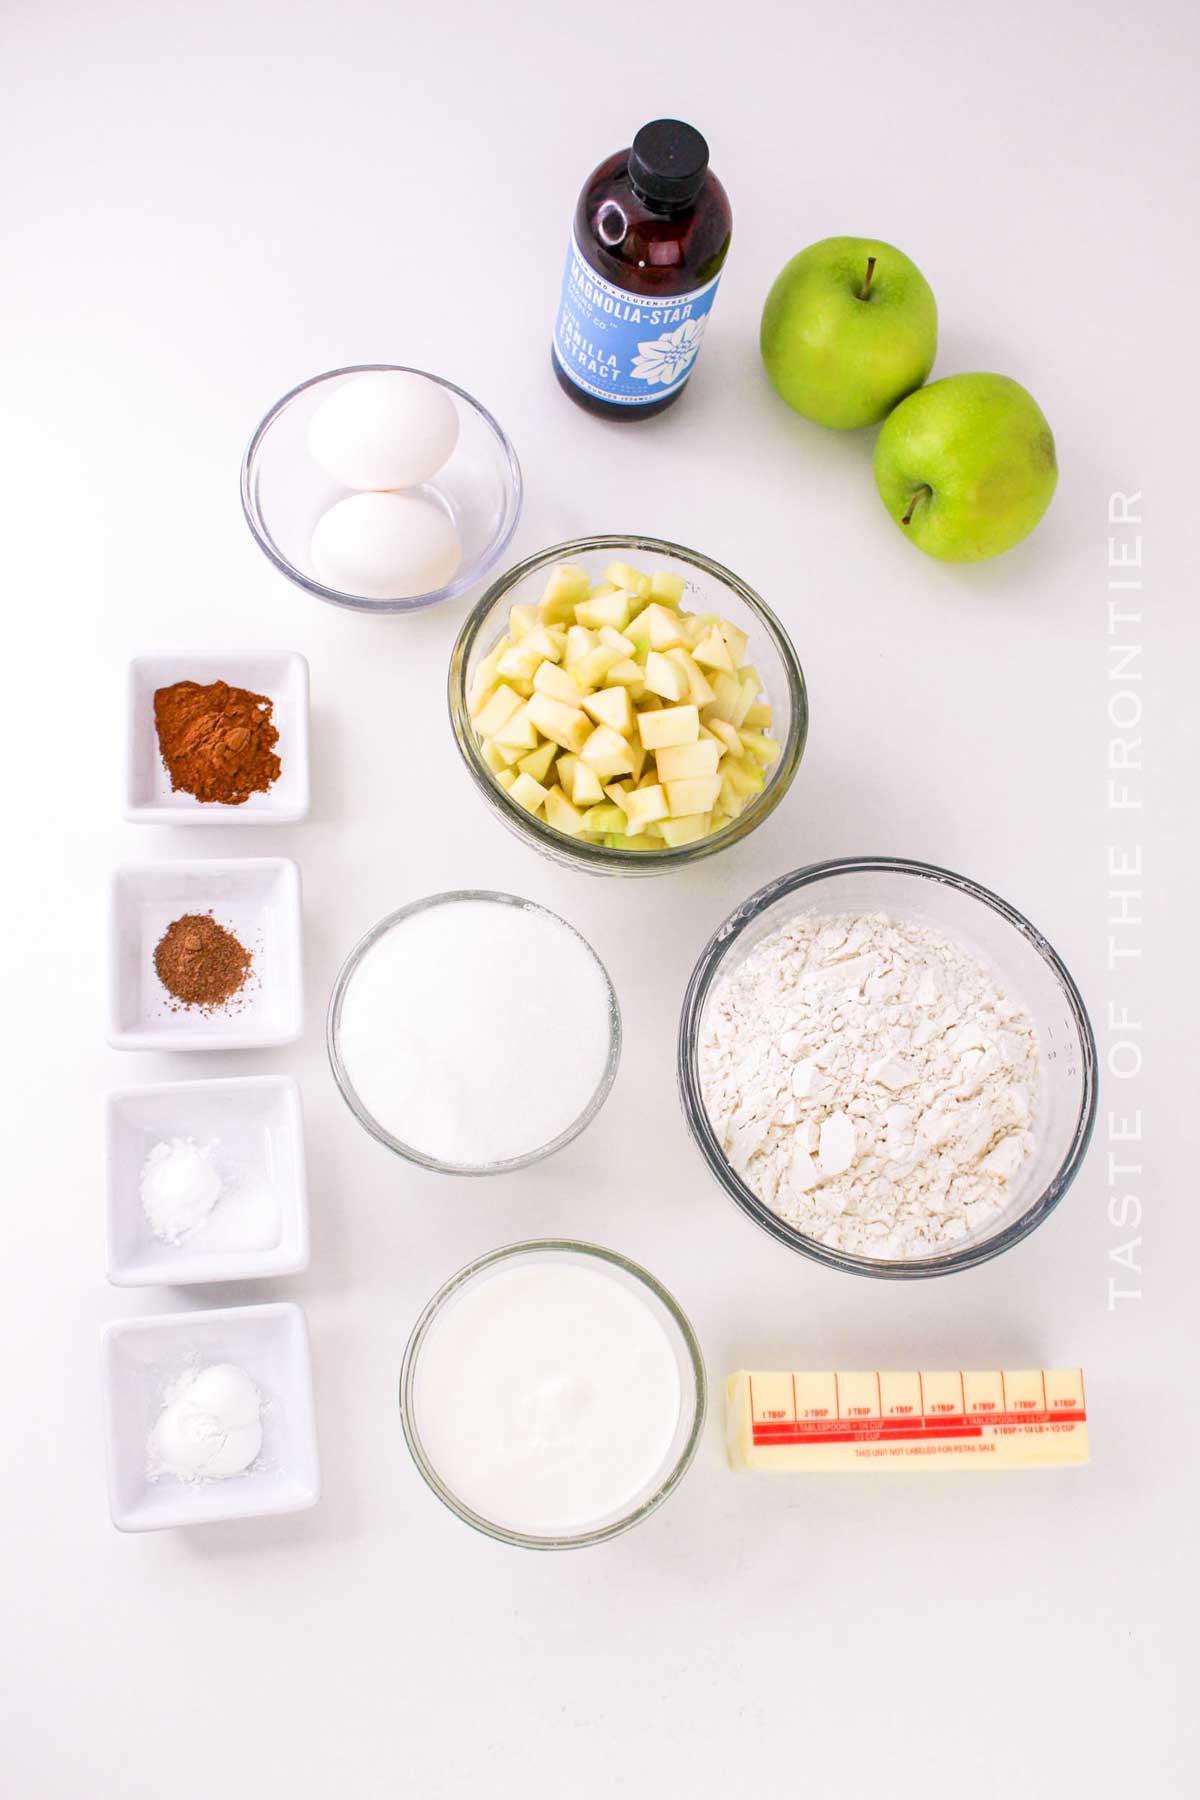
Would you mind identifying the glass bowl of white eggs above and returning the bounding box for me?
[240,365,523,613]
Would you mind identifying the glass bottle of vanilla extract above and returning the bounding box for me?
[552,119,732,421]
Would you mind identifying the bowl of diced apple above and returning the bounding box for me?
[448,536,808,874]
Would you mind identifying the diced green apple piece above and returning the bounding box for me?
[692,625,735,673]
[581,803,628,834]
[508,772,549,813]
[468,644,508,715]
[663,646,716,707]
[497,641,543,681]
[605,561,650,598]
[575,591,633,631]
[540,563,592,607]
[718,776,747,817]
[603,658,646,692]
[649,570,685,605]
[572,645,625,688]
[628,603,684,651]
[740,731,781,766]
[534,661,590,706]
[643,651,690,703]
[598,625,635,655]
[508,604,538,641]
[495,768,517,790]
[518,740,558,783]
[702,670,744,724]
[474,684,524,738]
[526,691,592,754]
[580,722,637,779]
[564,624,598,666]
[704,715,743,758]
[520,623,566,664]
[619,783,669,832]
[742,701,772,729]
[723,756,765,797]
[659,812,711,847]
[582,685,635,736]
[637,704,699,750]
[665,775,723,816]
[719,618,749,667]
[732,683,757,729]
[492,703,539,752]
[569,760,605,806]
[543,785,587,836]
[654,738,721,782]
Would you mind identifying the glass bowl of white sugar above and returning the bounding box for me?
[399,1240,706,1549]
[678,857,1097,1279]
[327,891,621,1174]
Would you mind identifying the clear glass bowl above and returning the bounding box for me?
[240,364,522,613]
[399,1239,707,1550]
[448,534,808,875]
[678,857,1098,1279]
[326,891,621,1175]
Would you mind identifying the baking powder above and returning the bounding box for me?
[140,1138,222,1243]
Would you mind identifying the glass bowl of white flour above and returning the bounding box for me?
[679,858,1097,1278]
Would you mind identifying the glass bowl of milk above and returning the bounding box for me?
[399,1240,707,1549]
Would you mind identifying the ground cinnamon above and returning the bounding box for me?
[154,913,253,1010]
[154,680,281,805]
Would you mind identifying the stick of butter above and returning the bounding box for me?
[725,1369,1089,1471]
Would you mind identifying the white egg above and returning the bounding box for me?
[307,371,460,490]
[310,491,462,599]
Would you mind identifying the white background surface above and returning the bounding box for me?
[3,1,1196,1793]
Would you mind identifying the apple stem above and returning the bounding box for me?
[859,256,876,300]
[902,485,932,527]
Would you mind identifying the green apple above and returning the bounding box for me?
[761,237,937,429]
[873,373,1058,561]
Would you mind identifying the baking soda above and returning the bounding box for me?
[149,1364,263,1482]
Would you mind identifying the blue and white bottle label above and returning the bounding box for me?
[553,233,722,406]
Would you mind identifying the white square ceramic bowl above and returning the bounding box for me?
[101,1301,321,1531]
[107,857,303,1050]
[124,651,310,823]
[105,1076,309,1286]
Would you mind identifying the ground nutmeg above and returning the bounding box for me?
[154,913,253,1010]
[154,679,281,805]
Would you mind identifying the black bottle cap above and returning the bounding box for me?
[628,120,709,209]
